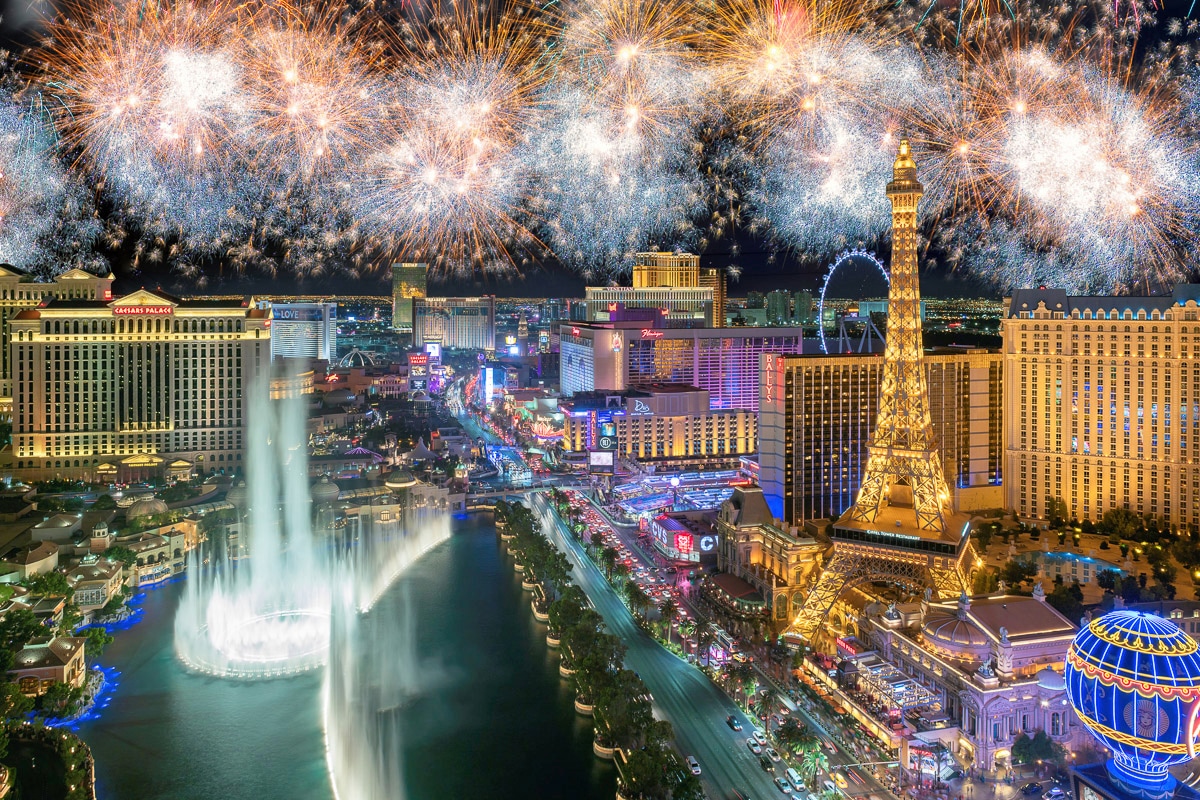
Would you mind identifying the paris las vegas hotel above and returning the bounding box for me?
[0,264,271,482]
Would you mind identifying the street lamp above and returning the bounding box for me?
[670,476,680,509]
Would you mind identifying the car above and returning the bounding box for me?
[746,738,762,755]
[1043,790,1066,800]
[774,777,792,793]
[785,768,805,790]
[1021,783,1044,796]
[686,755,701,776]
[831,772,848,790]
[727,715,743,731]
[752,729,768,745]
[766,747,781,762]
[759,755,774,772]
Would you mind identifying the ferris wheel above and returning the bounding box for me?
[817,249,890,354]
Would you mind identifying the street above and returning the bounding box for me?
[533,492,786,800]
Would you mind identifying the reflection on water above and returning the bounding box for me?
[78,514,616,800]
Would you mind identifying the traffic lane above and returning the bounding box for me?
[535,496,781,800]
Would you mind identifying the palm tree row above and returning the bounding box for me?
[496,499,574,602]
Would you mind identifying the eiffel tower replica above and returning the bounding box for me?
[788,139,972,643]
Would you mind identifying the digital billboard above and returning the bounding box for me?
[588,450,615,474]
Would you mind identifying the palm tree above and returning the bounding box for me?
[752,692,772,724]
[590,531,604,554]
[800,747,829,784]
[659,599,678,644]
[624,581,651,619]
[601,546,619,579]
[613,562,631,584]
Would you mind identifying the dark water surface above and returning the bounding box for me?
[76,513,615,800]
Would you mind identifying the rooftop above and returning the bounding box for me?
[12,636,85,670]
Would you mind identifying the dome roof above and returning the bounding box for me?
[337,349,382,368]
[1066,610,1200,785]
[1036,667,1066,690]
[310,476,341,504]
[323,388,356,405]
[225,481,248,507]
[922,614,990,650]
[384,469,417,491]
[128,497,169,519]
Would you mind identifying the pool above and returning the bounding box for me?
[1020,550,1125,584]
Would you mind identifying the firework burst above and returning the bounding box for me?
[347,2,547,274]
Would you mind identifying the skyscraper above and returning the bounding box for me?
[269,302,337,361]
[759,348,1003,526]
[766,290,792,325]
[699,267,727,328]
[0,266,113,402]
[391,262,427,331]
[584,252,716,326]
[413,296,496,352]
[788,140,972,643]
[4,288,271,482]
[1001,284,1200,531]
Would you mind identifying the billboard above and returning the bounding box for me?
[588,450,615,474]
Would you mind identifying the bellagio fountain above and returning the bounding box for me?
[173,387,451,798]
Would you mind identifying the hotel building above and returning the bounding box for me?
[852,592,1083,773]
[391,262,427,331]
[0,265,113,401]
[413,296,496,352]
[269,302,337,362]
[759,348,1003,525]
[560,320,805,412]
[584,252,717,326]
[700,266,727,328]
[560,384,756,467]
[1002,285,1200,529]
[4,288,271,482]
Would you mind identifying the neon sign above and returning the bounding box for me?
[641,329,665,339]
[571,327,581,336]
[674,533,693,554]
[113,305,173,316]
[407,354,429,365]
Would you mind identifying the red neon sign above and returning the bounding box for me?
[608,303,618,312]
[674,533,693,554]
[641,329,664,339]
[408,354,429,365]
[113,305,173,316]
[571,327,581,336]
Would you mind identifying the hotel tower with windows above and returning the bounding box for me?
[4,288,271,482]
[1003,285,1200,530]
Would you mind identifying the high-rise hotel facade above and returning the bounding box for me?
[0,265,114,403]
[1002,285,1200,530]
[5,288,271,482]
[759,348,1003,525]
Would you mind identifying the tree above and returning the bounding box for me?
[37,681,82,718]
[0,608,46,653]
[590,531,604,554]
[696,625,715,667]
[602,547,619,580]
[25,571,73,599]
[106,546,138,568]
[999,559,1039,589]
[1100,508,1140,542]
[84,626,114,662]
[624,581,652,619]
[1046,583,1084,624]
[0,682,33,720]
[1096,569,1120,591]
[1120,574,1143,602]
[800,746,829,783]
[92,494,117,510]
[659,599,678,644]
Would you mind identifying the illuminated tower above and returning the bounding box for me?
[391,262,427,331]
[788,140,972,644]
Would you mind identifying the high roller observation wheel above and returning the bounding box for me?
[817,249,890,354]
